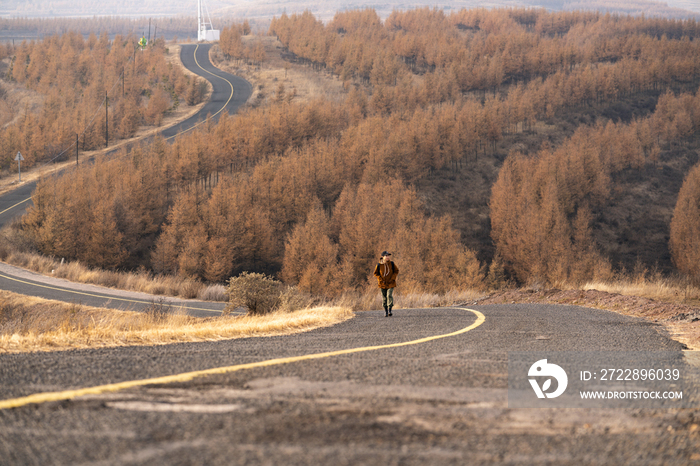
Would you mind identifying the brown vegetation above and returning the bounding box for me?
[219,21,266,67]
[491,89,700,285]
[4,7,700,302]
[0,32,192,172]
[670,163,700,281]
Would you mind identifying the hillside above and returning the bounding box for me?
[418,87,700,274]
[262,8,700,284]
[3,7,700,294]
[244,11,698,285]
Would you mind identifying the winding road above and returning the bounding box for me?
[0,43,250,314]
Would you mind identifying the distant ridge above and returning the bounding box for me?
[1,0,699,21]
[667,0,700,14]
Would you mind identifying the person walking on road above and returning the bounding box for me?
[374,251,399,317]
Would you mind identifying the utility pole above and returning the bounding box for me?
[76,133,79,165]
[105,94,109,148]
[148,18,151,43]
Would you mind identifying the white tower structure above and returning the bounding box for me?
[198,0,220,42]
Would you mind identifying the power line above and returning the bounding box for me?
[45,50,133,165]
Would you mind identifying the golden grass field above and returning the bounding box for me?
[0,290,353,353]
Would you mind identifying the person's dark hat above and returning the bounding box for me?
[381,251,391,256]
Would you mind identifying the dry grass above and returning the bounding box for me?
[0,250,226,301]
[0,290,353,353]
[582,278,700,307]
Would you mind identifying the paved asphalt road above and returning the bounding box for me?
[1,305,699,464]
[0,262,226,317]
[162,44,252,140]
[0,43,251,313]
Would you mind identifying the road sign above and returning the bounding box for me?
[15,151,23,182]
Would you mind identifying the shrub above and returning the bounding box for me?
[180,279,204,299]
[225,272,284,315]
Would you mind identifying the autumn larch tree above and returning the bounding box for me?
[670,163,700,281]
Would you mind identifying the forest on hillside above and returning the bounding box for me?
[7,7,700,295]
[0,32,206,170]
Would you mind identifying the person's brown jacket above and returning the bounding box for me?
[373,260,399,289]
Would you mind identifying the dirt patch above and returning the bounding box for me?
[209,35,347,107]
[477,288,700,350]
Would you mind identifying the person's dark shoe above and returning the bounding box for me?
[388,306,393,317]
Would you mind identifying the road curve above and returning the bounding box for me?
[162,44,252,140]
[0,44,251,311]
[0,262,227,316]
[0,44,251,227]
[0,304,698,464]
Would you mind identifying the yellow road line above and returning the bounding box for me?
[192,44,235,119]
[164,44,235,142]
[0,308,485,410]
[0,197,32,216]
[0,272,223,314]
